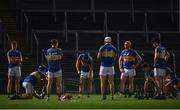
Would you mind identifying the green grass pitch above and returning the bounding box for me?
[0,95,180,109]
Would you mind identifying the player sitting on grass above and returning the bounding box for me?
[10,65,47,100]
[141,63,159,99]
[76,52,93,98]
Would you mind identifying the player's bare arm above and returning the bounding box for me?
[154,48,159,67]
[134,54,142,69]
[97,51,101,60]
[118,56,124,72]
[76,57,81,74]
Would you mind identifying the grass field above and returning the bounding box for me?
[0,94,180,109]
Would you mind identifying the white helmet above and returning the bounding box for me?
[104,36,112,43]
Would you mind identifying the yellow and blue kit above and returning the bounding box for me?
[98,44,117,67]
[78,54,93,72]
[23,70,46,86]
[7,50,22,68]
[120,49,139,69]
[155,46,168,69]
[46,47,63,72]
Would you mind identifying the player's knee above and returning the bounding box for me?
[109,80,114,85]
[121,77,126,82]
[47,81,52,86]
[79,81,83,86]
[26,93,33,99]
[8,80,13,84]
[144,80,148,84]
[15,79,20,84]
[101,80,105,85]
[8,77,13,82]
[56,80,62,86]
[47,83,51,89]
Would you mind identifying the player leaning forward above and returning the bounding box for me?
[76,52,93,98]
[10,66,47,100]
[45,39,63,101]
[97,37,117,100]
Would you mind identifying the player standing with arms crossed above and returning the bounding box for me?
[45,39,63,101]
[76,52,93,98]
[7,41,23,98]
[119,41,142,97]
[97,37,117,100]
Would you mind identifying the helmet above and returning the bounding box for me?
[38,65,47,71]
[104,36,112,43]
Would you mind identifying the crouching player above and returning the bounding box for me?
[141,63,159,99]
[10,66,47,100]
[76,52,93,98]
[165,74,180,99]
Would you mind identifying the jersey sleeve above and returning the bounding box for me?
[58,48,63,54]
[19,51,22,57]
[47,49,50,55]
[113,47,118,54]
[120,50,124,56]
[58,48,63,59]
[78,54,83,60]
[98,46,103,52]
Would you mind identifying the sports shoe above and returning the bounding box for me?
[57,96,61,101]
[144,93,149,100]
[110,96,114,100]
[7,94,10,98]
[100,95,106,101]
[46,96,50,101]
[9,94,20,100]
[78,94,82,99]
[128,93,132,98]
[41,92,45,99]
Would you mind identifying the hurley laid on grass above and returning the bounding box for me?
[0,95,180,109]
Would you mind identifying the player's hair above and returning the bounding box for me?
[141,63,150,68]
[151,37,160,44]
[11,41,17,46]
[51,39,58,46]
[84,51,90,56]
[125,41,132,45]
[82,54,89,62]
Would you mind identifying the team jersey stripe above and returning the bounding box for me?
[31,72,41,80]
[47,54,62,60]
[123,56,136,62]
